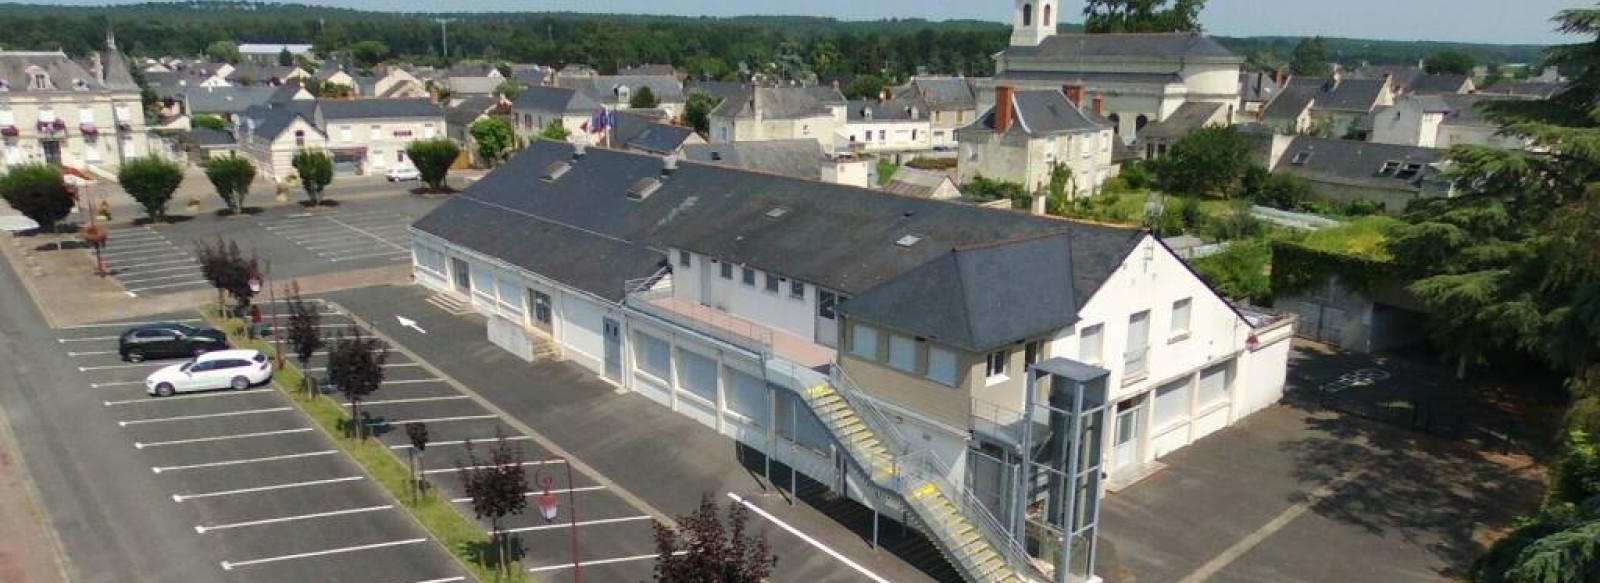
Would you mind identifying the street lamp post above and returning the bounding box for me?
[247,265,285,366]
[531,457,581,582]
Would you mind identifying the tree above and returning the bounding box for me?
[1424,50,1477,75]
[405,422,430,501]
[405,139,460,193]
[203,153,256,215]
[456,431,528,575]
[1083,0,1207,34]
[193,238,259,311]
[844,74,888,101]
[1191,239,1271,301]
[1242,166,1312,210]
[1290,36,1330,77]
[682,90,722,136]
[348,40,391,69]
[205,40,240,64]
[963,174,1032,210]
[493,80,523,102]
[328,325,388,440]
[469,117,514,167]
[191,113,228,131]
[1150,124,1253,197]
[283,281,323,397]
[118,157,184,222]
[540,119,570,141]
[277,47,294,67]
[629,85,660,109]
[653,493,776,582]
[0,163,73,241]
[291,149,334,206]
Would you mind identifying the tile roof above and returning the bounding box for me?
[680,140,824,181]
[316,99,443,121]
[1004,32,1239,61]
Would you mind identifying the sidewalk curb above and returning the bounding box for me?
[0,336,74,583]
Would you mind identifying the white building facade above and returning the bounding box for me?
[0,38,149,172]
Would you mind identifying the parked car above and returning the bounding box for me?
[118,322,229,362]
[386,166,421,182]
[145,349,272,397]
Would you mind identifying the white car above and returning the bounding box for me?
[146,349,273,397]
[386,166,422,182]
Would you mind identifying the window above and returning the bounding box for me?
[340,125,352,141]
[1197,363,1229,410]
[1021,2,1033,26]
[985,350,1008,380]
[888,335,916,372]
[927,346,958,386]
[530,289,552,325]
[30,72,47,90]
[878,130,886,141]
[634,332,672,381]
[725,366,768,426]
[1396,163,1423,180]
[765,273,781,293]
[1170,298,1192,338]
[1378,160,1400,175]
[818,291,838,320]
[423,125,436,139]
[720,261,732,279]
[294,130,305,148]
[741,267,756,286]
[413,245,448,278]
[1024,340,1042,367]
[1126,311,1150,377]
[1078,324,1103,364]
[397,150,406,163]
[369,125,381,140]
[789,280,804,300]
[864,131,872,142]
[678,250,691,267]
[1152,377,1191,430]
[677,348,718,403]
[850,324,879,360]
[1290,150,1312,165]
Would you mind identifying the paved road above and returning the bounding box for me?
[0,250,469,582]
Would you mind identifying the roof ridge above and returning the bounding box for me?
[952,229,1068,252]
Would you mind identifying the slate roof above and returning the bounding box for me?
[445,95,502,127]
[241,104,315,140]
[1239,71,1280,103]
[225,62,296,84]
[1407,74,1472,95]
[447,76,501,96]
[101,37,139,91]
[1349,64,1423,89]
[317,99,443,121]
[1480,80,1566,99]
[994,70,1185,86]
[882,167,955,199]
[182,86,280,115]
[966,89,1107,136]
[681,140,824,181]
[268,81,307,104]
[1139,101,1227,139]
[188,126,235,147]
[619,64,680,78]
[848,100,925,122]
[711,86,846,120]
[1004,33,1239,61]
[512,86,596,115]
[414,141,1156,350]
[1271,136,1444,191]
[1438,93,1527,127]
[617,115,695,155]
[560,75,685,105]
[0,50,108,93]
[896,77,979,111]
[684,81,745,102]
[1260,84,1315,122]
[1283,76,1389,112]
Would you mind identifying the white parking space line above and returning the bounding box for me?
[345,395,469,407]
[381,379,447,385]
[451,485,606,503]
[262,210,398,224]
[424,459,558,476]
[105,388,273,406]
[327,215,408,251]
[59,319,202,329]
[499,515,653,534]
[389,435,531,450]
[728,492,891,583]
[81,361,169,371]
[294,229,410,244]
[119,272,206,285]
[125,280,210,293]
[153,450,339,473]
[105,263,199,277]
[529,552,684,574]
[119,407,292,427]
[101,244,179,257]
[67,350,116,357]
[219,538,425,570]
[135,427,313,449]
[91,380,145,389]
[195,504,393,534]
[174,475,365,502]
[59,335,119,342]
[103,257,196,269]
[371,414,499,429]
[305,363,424,372]
[406,578,467,583]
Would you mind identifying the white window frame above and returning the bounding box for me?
[1078,323,1103,365]
[985,350,1008,384]
[1170,298,1192,341]
[1152,376,1191,432]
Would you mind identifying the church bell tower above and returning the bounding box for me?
[1010,0,1057,47]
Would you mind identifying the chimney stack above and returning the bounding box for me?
[994,85,1015,133]
[1062,84,1084,107]
[661,154,678,177]
[1273,68,1286,87]
[1091,94,1104,116]
[573,142,587,160]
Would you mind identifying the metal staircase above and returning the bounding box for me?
[803,379,1040,583]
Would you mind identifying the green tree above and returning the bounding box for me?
[1242,166,1312,210]
[844,74,888,101]
[629,85,659,109]
[277,47,293,67]
[118,157,184,222]
[493,80,523,102]
[682,90,722,136]
[1191,239,1271,301]
[291,149,334,207]
[540,119,570,141]
[1150,124,1253,197]
[1083,0,1207,34]
[1290,36,1330,77]
[205,40,240,64]
[405,138,460,193]
[1044,162,1074,215]
[348,40,391,69]
[1424,50,1477,75]
[876,158,898,186]
[191,114,228,132]
[0,163,73,240]
[204,153,256,215]
[468,117,514,167]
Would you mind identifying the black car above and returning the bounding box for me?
[117,322,229,362]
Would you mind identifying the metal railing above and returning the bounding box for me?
[623,277,775,357]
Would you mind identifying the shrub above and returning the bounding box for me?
[1191,239,1272,302]
[405,139,461,193]
[905,157,957,171]
[1246,171,1312,210]
[1118,160,1154,190]
[203,153,256,215]
[1204,207,1267,241]
[0,163,73,234]
[292,149,334,206]
[119,157,185,221]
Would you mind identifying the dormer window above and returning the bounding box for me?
[1378,161,1400,175]
[29,70,48,90]
[1395,163,1423,180]
[72,78,89,91]
[1290,151,1312,165]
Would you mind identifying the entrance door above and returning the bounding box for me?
[699,260,717,307]
[1112,395,1146,473]
[815,290,840,348]
[528,289,552,333]
[41,140,62,166]
[602,318,622,381]
[451,258,470,294]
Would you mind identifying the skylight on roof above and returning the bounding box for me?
[1291,151,1312,165]
[765,206,791,219]
[626,177,662,201]
[541,161,571,182]
[1378,160,1401,175]
[1395,163,1423,180]
[895,234,923,248]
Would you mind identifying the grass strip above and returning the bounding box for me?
[201,306,528,583]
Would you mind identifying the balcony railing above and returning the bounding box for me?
[623,276,774,357]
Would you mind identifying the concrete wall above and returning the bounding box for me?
[709,112,843,152]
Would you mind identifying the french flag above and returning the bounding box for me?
[587,107,614,134]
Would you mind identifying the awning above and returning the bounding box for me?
[0,125,16,137]
[79,123,99,136]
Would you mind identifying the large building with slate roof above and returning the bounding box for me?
[408,141,1293,576]
[954,86,1118,202]
[0,34,150,171]
[992,0,1243,141]
[1259,133,1453,212]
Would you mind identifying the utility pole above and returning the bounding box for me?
[435,18,456,64]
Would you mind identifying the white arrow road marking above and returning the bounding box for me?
[174,476,364,502]
[396,315,427,334]
[153,450,338,474]
[135,428,312,449]
[219,538,424,570]
[118,407,291,427]
[195,504,392,533]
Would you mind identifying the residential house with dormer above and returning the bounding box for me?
[955,86,1117,206]
[888,77,982,150]
[708,85,848,151]
[0,34,149,171]
[1260,73,1395,138]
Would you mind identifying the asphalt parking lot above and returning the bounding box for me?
[55,309,468,583]
[259,210,414,267]
[254,301,667,582]
[99,223,210,296]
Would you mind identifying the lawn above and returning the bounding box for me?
[1292,215,1402,261]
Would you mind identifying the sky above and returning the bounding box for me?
[50,0,1589,45]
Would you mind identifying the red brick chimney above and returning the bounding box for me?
[995,85,1015,133]
[1062,84,1084,106]
[1091,94,1104,116]
[1273,68,1286,87]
